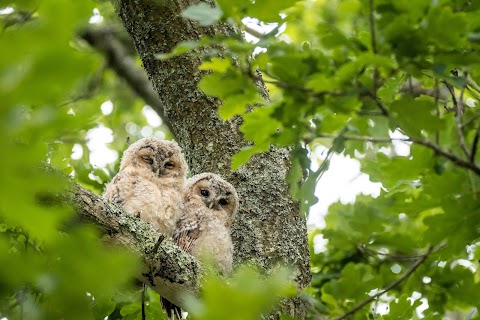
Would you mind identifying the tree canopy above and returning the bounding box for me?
[2,0,480,319]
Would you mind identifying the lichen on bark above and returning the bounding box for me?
[71,184,201,308]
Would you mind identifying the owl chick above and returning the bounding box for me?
[162,173,239,319]
[103,137,187,236]
[175,172,238,273]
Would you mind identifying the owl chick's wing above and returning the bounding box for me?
[104,171,126,205]
[103,170,138,206]
[173,211,202,253]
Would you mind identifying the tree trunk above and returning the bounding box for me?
[114,0,311,317]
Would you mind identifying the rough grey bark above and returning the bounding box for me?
[71,184,201,308]
[114,0,311,317]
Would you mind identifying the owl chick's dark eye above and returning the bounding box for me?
[219,198,228,206]
[142,156,153,164]
[164,162,174,169]
[200,189,209,197]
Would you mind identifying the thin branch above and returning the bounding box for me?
[79,26,173,132]
[443,81,458,108]
[356,110,385,116]
[412,138,480,175]
[57,63,106,109]
[373,95,389,116]
[471,120,480,163]
[434,78,440,146]
[463,113,480,129]
[368,0,386,119]
[408,76,414,95]
[317,133,480,175]
[255,74,343,98]
[334,246,434,320]
[141,284,146,320]
[357,244,426,262]
[243,24,264,39]
[317,133,410,144]
[455,84,470,158]
[368,0,377,55]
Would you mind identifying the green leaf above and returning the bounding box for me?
[181,3,223,26]
[248,0,298,22]
[199,57,232,73]
[185,266,296,320]
[390,96,445,138]
[240,105,282,143]
[155,41,200,60]
[231,144,269,170]
[380,295,421,319]
[426,6,468,49]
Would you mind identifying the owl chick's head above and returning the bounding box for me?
[185,173,239,226]
[120,138,187,179]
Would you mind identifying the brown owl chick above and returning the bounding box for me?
[103,137,187,236]
[162,173,239,319]
[175,172,238,274]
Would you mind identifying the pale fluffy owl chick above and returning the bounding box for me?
[162,173,239,319]
[174,172,239,274]
[103,138,187,236]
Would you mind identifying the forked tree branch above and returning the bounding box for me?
[317,133,480,176]
[69,184,201,309]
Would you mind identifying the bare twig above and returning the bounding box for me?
[356,110,385,116]
[253,73,343,98]
[317,133,480,175]
[357,244,426,262]
[368,0,386,118]
[434,78,440,145]
[317,133,409,144]
[443,81,458,108]
[57,63,106,109]
[334,246,434,320]
[408,76,414,95]
[471,120,480,163]
[149,234,166,254]
[80,26,173,132]
[243,24,265,39]
[142,284,146,320]
[463,113,480,129]
[455,84,470,158]
[368,0,377,55]
[373,95,389,116]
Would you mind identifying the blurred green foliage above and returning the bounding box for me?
[3,0,480,319]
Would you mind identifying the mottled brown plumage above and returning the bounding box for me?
[103,137,187,236]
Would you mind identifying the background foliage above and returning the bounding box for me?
[2,0,480,319]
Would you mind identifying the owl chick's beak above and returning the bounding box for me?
[207,200,214,209]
